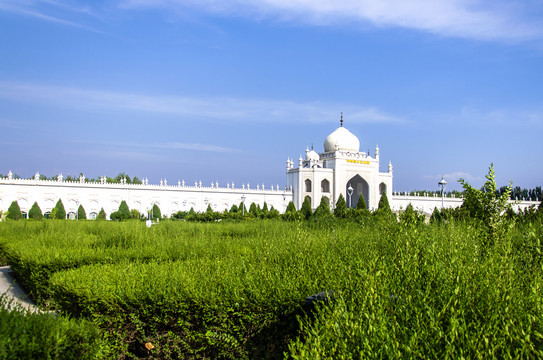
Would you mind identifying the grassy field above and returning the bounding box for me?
[0,217,542,359]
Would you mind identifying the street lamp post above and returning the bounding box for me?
[241,195,246,216]
[76,201,79,221]
[438,176,447,209]
[347,184,354,208]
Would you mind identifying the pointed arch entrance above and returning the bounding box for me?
[346,175,369,209]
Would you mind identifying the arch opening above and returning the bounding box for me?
[346,175,369,209]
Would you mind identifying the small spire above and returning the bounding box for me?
[340,112,343,127]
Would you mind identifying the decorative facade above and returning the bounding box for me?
[0,118,539,219]
[286,117,393,210]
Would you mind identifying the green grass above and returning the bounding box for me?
[1,218,542,359]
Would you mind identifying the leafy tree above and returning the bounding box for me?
[53,199,66,220]
[229,204,238,213]
[334,194,347,218]
[399,203,425,226]
[430,207,442,225]
[151,203,161,220]
[314,197,331,217]
[301,197,312,220]
[458,163,512,244]
[77,204,87,220]
[377,192,391,213]
[356,194,367,210]
[261,202,269,219]
[29,202,43,220]
[249,203,259,217]
[97,208,107,220]
[130,209,142,220]
[111,200,130,221]
[7,201,23,220]
[286,201,296,213]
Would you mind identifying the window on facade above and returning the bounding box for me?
[305,179,312,192]
[380,183,387,195]
[321,179,330,193]
[89,212,97,220]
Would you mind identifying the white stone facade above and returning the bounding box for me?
[0,122,539,218]
[286,121,393,210]
[0,178,292,219]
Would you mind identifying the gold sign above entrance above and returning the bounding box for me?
[347,159,370,165]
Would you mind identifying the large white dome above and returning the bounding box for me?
[323,126,360,152]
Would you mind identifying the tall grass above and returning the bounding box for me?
[1,219,542,358]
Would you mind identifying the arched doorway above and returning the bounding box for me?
[346,175,369,209]
[379,182,387,195]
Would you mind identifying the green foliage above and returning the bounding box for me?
[334,194,347,218]
[355,193,367,210]
[7,201,23,220]
[97,208,107,220]
[0,295,109,359]
[377,192,391,212]
[249,203,259,217]
[77,204,87,220]
[53,199,66,220]
[110,200,131,221]
[286,201,296,213]
[459,163,512,244]
[399,203,426,227]
[28,202,43,220]
[2,217,543,359]
[301,197,312,220]
[130,209,142,220]
[313,197,331,218]
[151,204,161,220]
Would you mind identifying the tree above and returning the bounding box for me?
[7,201,23,220]
[399,203,425,226]
[111,200,130,221]
[249,203,259,217]
[356,194,367,210]
[130,209,142,220]
[97,208,107,220]
[29,202,43,220]
[377,192,391,213]
[314,197,331,217]
[151,203,161,220]
[53,199,66,220]
[301,197,312,220]
[458,163,512,244]
[77,204,87,220]
[334,194,347,218]
[286,201,296,213]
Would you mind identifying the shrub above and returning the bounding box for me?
[6,201,22,220]
[29,202,43,220]
[0,294,109,359]
[53,199,66,220]
[301,197,312,220]
[334,194,347,218]
[78,204,87,220]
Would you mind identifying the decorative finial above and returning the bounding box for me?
[340,112,343,127]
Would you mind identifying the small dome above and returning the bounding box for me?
[306,149,319,162]
[324,126,360,152]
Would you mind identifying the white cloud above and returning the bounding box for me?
[0,0,100,32]
[0,81,401,124]
[423,171,484,183]
[120,0,543,42]
[73,139,238,154]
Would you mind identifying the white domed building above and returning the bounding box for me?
[286,116,393,210]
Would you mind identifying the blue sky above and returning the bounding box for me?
[1,0,542,192]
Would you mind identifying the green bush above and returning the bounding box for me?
[0,294,109,359]
[28,202,43,220]
[6,201,22,220]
